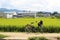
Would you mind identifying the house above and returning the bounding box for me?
[0,11,52,18]
[0,11,37,18]
[37,12,51,17]
[3,11,17,18]
[17,11,37,18]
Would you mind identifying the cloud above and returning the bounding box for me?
[45,0,60,12]
[8,0,48,11]
[0,0,60,12]
[0,2,2,7]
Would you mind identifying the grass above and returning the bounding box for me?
[0,34,7,39]
[28,37,48,40]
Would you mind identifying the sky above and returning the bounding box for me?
[0,0,60,12]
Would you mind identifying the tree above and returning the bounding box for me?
[52,11,58,15]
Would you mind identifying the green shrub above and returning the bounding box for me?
[28,37,48,40]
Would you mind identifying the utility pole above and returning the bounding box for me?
[34,13,36,18]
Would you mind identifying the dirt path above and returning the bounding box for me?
[0,32,60,40]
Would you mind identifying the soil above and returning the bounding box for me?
[0,32,60,40]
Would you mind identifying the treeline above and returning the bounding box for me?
[37,11,60,18]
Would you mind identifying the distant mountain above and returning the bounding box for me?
[0,8,27,12]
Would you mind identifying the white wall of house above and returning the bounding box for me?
[3,11,17,18]
[6,14,13,18]
[3,13,13,18]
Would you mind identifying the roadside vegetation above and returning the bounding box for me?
[0,34,7,39]
[28,37,48,40]
[57,37,60,40]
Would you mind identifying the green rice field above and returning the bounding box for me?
[0,17,60,27]
[0,17,60,32]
